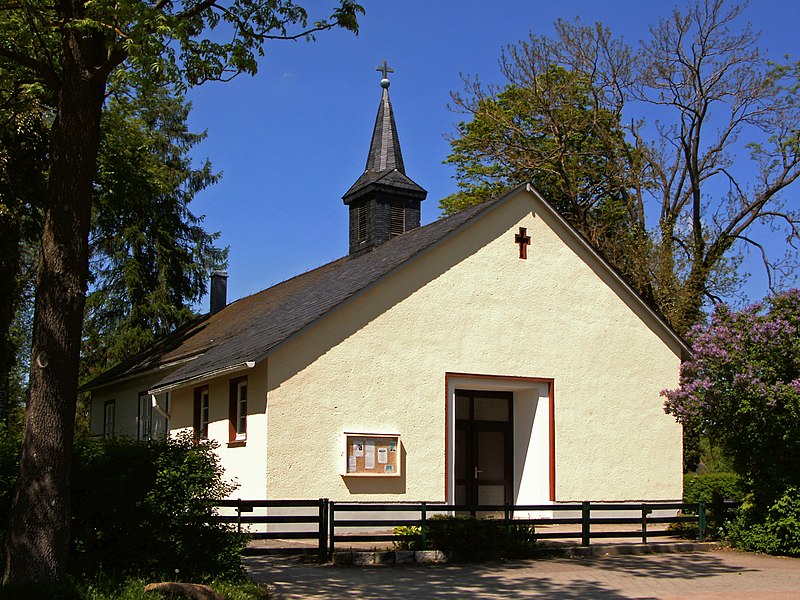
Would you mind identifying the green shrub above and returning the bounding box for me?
[392,525,422,550]
[1,429,245,590]
[427,515,501,560]
[681,472,743,538]
[724,487,800,556]
[503,523,539,559]
[684,472,743,504]
[69,432,245,581]
[424,515,537,561]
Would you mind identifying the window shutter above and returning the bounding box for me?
[356,204,368,242]
[193,389,201,443]
[390,200,405,236]
[229,380,237,442]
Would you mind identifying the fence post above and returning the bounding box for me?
[698,501,706,542]
[581,501,591,547]
[318,499,328,563]
[641,505,648,544]
[712,495,724,533]
[421,502,427,550]
[504,502,511,546]
[328,501,336,559]
[236,498,242,535]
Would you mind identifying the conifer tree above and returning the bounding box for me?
[82,86,227,381]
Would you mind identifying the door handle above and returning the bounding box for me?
[474,467,482,479]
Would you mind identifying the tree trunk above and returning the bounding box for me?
[2,41,106,584]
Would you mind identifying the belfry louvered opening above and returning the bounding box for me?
[390,200,405,237]
[356,204,368,243]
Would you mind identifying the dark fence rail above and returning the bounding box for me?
[213,499,738,563]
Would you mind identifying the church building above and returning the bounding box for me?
[86,64,687,505]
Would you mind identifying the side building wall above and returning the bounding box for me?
[89,371,173,440]
[168,362,269,500]
[90,364,268,501]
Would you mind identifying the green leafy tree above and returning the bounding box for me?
[0,0,363,586]
[663,289,800,510]
[0,90,49,416]
[1,89,223,433]
[2,246,37,432]
[445,66,653,304]
[445,1,800,333]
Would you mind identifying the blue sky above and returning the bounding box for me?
[186,0,800,309]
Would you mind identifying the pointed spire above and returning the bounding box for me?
[365,82,405,174]
[343,61,426,203]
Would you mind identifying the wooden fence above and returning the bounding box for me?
[214,499,738,563]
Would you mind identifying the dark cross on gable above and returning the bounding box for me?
[515,227,531,259]
[376,59,394,80]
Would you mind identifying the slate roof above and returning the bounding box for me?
[84,194,501,393]
[343,86,426,203]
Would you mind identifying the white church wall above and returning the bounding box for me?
[166,362,269,501]
[513,385,551,507]
[264,189,683,503]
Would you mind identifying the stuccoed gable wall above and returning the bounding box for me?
[265,189,683,502]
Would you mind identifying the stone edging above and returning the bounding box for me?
[330,542,721,566]
[332,550,450,566]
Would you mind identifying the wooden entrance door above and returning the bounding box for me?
[454,390,513,510]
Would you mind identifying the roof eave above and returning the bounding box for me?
[82,352,203,392]
[343,175,427,205]
[148,360,257,395]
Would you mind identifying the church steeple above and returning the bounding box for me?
[343,61,427,256]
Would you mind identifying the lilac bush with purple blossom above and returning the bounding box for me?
[663,290,800,510]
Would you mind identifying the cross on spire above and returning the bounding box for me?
[515,227,531,259]
[376,59,394,80]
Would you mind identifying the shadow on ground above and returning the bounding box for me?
[565,552,757,580]
[250,562,632,599]
[245,553,757,599]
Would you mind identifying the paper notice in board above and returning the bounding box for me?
[348,456,357,473]
[353,439,364,458]
[364,441,376,469]
[377,447,388,464]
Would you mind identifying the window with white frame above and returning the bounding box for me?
[194,386,210,441]
[229,377,247,443]
[138,392,152,442]
[152,392,170,440]
[103,400,115,439]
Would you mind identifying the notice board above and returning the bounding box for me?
[342,432,401,477]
